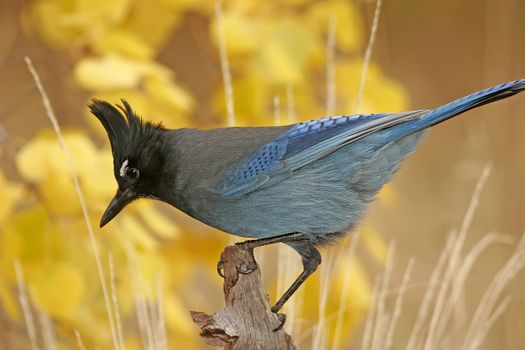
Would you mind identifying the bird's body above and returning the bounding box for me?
[91,79,525,312]
[164,125,424,243]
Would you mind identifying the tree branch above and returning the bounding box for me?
[191,245,296,350]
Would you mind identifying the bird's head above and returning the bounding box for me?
[90,100,168,227]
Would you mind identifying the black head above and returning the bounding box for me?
[90,99,167,227]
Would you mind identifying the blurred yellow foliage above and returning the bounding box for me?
[2,0,411,348]
[307,0,363,52]
[30,262,85,318]
[361,224,389,264]
[330,256,372,339]
[0,170,22,225]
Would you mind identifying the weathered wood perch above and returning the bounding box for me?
[190,245,296,350]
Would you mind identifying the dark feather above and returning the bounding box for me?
[90,99,164,151]
[89,99,130,159]
[89,99,166,181]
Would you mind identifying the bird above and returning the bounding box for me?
[91,79,525,314]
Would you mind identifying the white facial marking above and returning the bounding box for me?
[119,159,129,177]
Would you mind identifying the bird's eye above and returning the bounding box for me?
[125,167,139,180]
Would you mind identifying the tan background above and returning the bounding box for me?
[1,0,525,349]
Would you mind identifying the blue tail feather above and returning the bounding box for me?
[387,79,525,141]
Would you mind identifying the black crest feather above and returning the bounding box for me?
[90,99,134,158]
[89,99,166,168]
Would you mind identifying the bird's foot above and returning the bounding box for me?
[216,247,258,278]
[234,239,256,250]
[236,259,257,275]
[273,312,286,331]
[216,259,225,278]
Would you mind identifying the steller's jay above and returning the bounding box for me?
[91,79,525,313]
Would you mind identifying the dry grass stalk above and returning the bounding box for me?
[326,14,337,116]
[286,86,297,123]
[74,330,86,350]
[274,96,282,125]
[38,309,56,350]
[14,260,38,350]
[385,257,415,350]
[371,242,395,350]
[130,257,155,350]
[331,233,361,350]
[361,276,381,350]
[109,254,125,350]
[406,230,457,350]
[354,0,383,112]
[215,0,235,126]
[436,232,514,343]
[155,276,169,350]
[24,56,120,350]
[462,233,525,350]
[422,164,491,350]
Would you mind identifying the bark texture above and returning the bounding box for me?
[191,245,296,350]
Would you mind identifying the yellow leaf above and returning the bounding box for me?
[210,11,259,55]
[256,40,303,84]
[161,0,213,12]
[121,0,180,51]
[364,75,410,112]
[92,29,154,60]
[82,149,116,209]
[336,59,410,113]
[117,214,158,252]
[123,336,142,350]
[328,255,372,344]
[158,243,192,289]
[213,74,268,126]
[164,295,194,336]
[0,170,23,224]
[333,256,372,307]
[1,207,62,271]
[40,174,81,215]
[307,0,362,53]
[133,202,181,240]
[23,0,77,47]
[250,19,318,85]
[64,132,99,175]
[24,0,130,48]
[16,136,55,183]
[143,76,194,113]
[16,132,97,185]
[361,224,388,264]
[134,253,168,294]
[30,262,85,318]
[75,55,145,91]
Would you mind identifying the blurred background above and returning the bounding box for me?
[1,0,525,349]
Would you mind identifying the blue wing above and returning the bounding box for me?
[221,78,525,199]
[220,110,425,198]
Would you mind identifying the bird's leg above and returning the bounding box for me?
[236,232,310,249]
[216,232,309,277]
[271,241,321,313]
[216,234,320,331]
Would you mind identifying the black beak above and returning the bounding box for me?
[100,189,135,227]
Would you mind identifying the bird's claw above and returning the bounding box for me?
[218,257,257,277]
[236,262,257,275]
[273,313,286,331]
[217,259,225,278]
